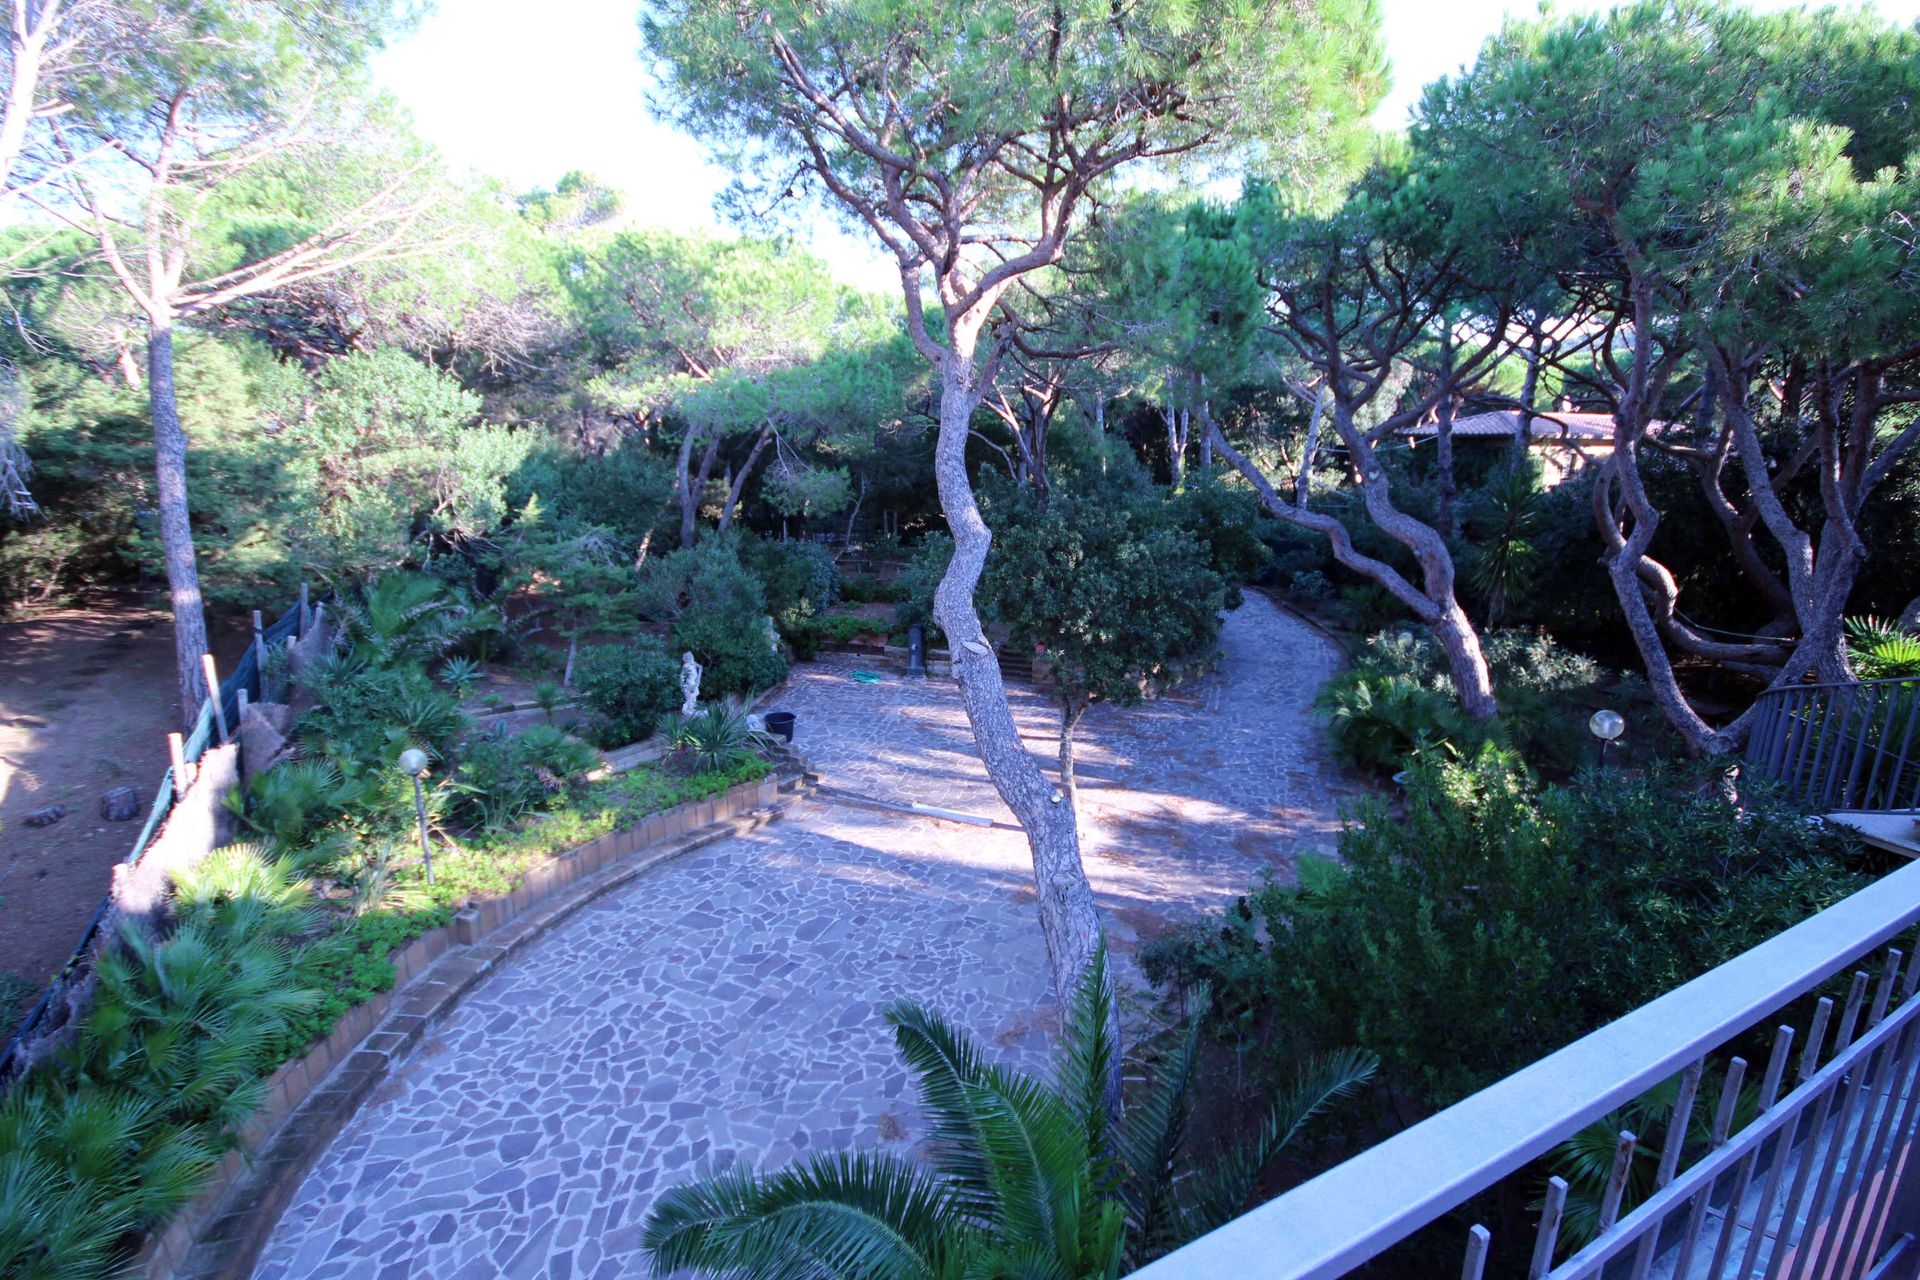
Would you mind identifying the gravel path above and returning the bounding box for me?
[251,593,1354,1280]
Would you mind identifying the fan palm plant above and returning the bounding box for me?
[1845,615,1920,680]
[642,947,1376,1278]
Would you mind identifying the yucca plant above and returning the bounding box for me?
[642,947,1376,1278]
[670,705,768,774]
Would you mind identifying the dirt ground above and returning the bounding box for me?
[0,595,251,1022]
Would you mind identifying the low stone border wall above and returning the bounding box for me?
[137,768,805,1280]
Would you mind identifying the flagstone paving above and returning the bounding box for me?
[250,592,1353,1279]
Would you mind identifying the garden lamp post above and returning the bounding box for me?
[399,747,434,886]
[1589,709,1625,767]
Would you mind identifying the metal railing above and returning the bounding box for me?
[1746,677,1920,814]
[2,596,308,1074]
[1132,857,1920,1280]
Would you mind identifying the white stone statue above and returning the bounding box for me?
[679,650,703,717]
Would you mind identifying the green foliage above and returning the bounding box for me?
[573,639,681,746]
[638,542,790,695]
[1845,616,1920,680]
[741,537,840,630]
[1317,628,1612,775]
[983,482,1226,721]
[449,723,598,832]
[276,350,530,582]
[839,573,906,605]
[642,947,1375,1277]
[892,532,953,636]
[1143,752,1866,1108]
[1165,468,1271,606]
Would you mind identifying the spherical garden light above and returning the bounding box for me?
[1589,709,1625,767]
[398,748,435,885]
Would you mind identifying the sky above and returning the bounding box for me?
[372,0,1920,287]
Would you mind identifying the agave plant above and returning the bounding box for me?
[439,655,484,698]
[643,947,1376,1278]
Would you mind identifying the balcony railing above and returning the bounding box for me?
[1746,677,1920,814]
[1132,857,1920,1279]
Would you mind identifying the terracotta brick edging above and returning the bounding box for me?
[141,768,806,1280]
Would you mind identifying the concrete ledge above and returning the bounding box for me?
[143,768,808,1280]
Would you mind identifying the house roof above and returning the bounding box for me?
[1400,410,1651,443]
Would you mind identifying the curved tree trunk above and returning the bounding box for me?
[148,316,210,725]
[715,423,773,535]
[929,330,1115,1112]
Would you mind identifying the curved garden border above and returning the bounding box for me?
[137,766,808,1280]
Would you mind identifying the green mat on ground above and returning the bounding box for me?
[851,670,884,683]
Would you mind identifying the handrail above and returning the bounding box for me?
[1756,675,1920,698]
[1746,675,1920,813]
[1130,856,1920,1280]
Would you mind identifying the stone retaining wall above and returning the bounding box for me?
[137,768,800,1280]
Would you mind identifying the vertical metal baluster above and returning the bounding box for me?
[1861,684,1904,808]
[1886,683,1920,810]
[1803,688,1839,805]
[1736,1124,1803,1280]
[1870,951,1904,1031]
[1460,1224,1491,1280]
[1531,1176,1568,1280]
[1714,1058,1750,1146]
[1802,998,1837,1083]
[1599,1130,1639,1234]
[1789,1051,1881,1280]
[1711,1031,1793,1278]
[1846,1016,1920,1280]
[1627,1060,1705,1279]
[1839,684,1883,810]
[1820,687,1867,810]
[1817,1034,1912,1280]
[1762,1076,1847,1280]
[1835,972,1872,1053]
[1902,944,1920,1003]
[1801,1040,1893,1280]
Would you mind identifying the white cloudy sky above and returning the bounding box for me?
[373,0,1920,285]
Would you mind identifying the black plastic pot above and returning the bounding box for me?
[763,710,797,743]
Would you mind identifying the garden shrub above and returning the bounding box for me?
[673,609,790,698]
[839,573,906,604]
[742,537,839,629]
[893,531,953,636]
[1142,751,1867,1108]
[1317,627,1613,776]
[1167,467,1271,605]
[573,639,680,746]
[449,723,599,832]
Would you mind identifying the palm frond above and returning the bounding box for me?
[1117,985,1208,1259]
[887,999,998,1215]
[1181,1048,1379,1240]
[1051,940,1118,1190]
[642,1150,960,1280]
[962,1070,1085,1258]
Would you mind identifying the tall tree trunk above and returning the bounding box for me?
[1434,333,1458,539]
[1058,701,1084,808]
[1513,328,1541,469]
[678,431,722,547]
[1164,401,1188,489]
[148,316,210,725]
[1198,400,1216,471]
[929,331,1115,1110]
[716,423,773,535]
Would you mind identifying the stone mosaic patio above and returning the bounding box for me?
[251,592,1354,1279]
